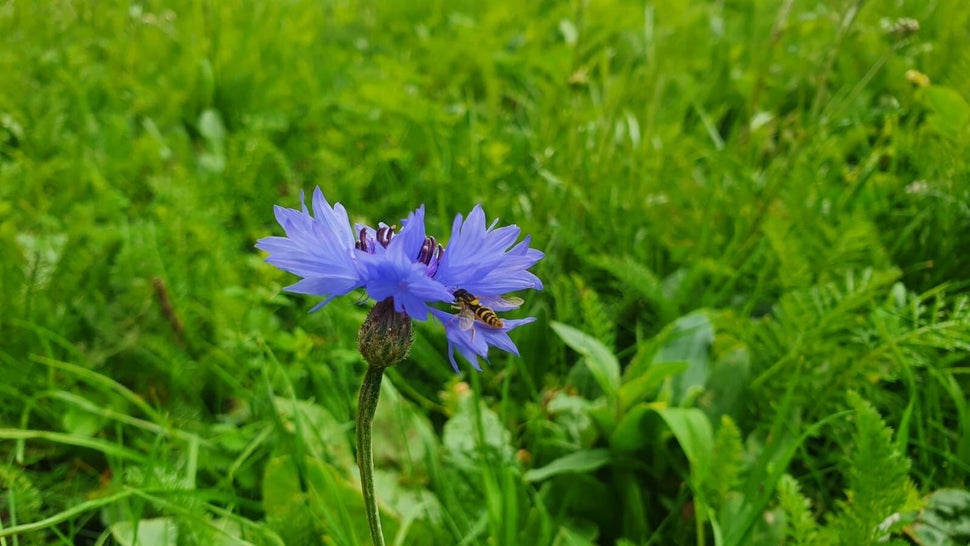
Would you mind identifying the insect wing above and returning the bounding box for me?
[457,306,476,331]
[477,295,524,311]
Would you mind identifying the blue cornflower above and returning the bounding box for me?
[431,205,544,372]
[256,188,452,320]
[257,189,543,373]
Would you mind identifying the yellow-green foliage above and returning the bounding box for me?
[2,0,969,544]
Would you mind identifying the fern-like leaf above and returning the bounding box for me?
[572,274,616,350]
[702,415,744,511]
[589,254,676,323]
[823,392,912,545]
[0,463,44,524]
[777,474,819,546]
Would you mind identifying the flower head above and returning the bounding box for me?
[430,205,544,371]
[257,188,543,373]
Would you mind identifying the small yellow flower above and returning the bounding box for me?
[905,69,930,88]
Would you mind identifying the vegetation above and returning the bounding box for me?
[2,0,969,544]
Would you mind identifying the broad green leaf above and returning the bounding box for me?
[272,397,353,472]
[655,407,714,478]
[442,395,515,470]
[553,525,599,546]
[262,454,404,546]
[611,402,662,452]
[110,517,179,546]
[61,403,105,437]
[586,398,618,437]
[202,519,257,546]
[262,456,322,545]
[619,361,689,411]
[702,345,750,420]
[923,86,970,140]
[523,448,612,483]
[653,312,715,406]
[546,391,599,447]
[198,108,226,144]
[914,489,970,545]
[619,469,648,541]
[558,19,578,46]
[551,322,621,401]
[372,376,431,471]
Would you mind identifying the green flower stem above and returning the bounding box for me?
[356,364,386,546]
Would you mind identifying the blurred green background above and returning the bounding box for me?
[2,0,969,544]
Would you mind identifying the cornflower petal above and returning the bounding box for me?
[430,308,536,373]
[255,189,363,308]
[434,205,544,297]
[309,187,357,249]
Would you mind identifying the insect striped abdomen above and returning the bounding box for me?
[453,288,505,328]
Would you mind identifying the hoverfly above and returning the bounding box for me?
[452,288,523,330]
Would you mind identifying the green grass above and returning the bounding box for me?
[2,0,970,544]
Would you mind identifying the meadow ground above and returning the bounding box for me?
[1,1,969,544]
